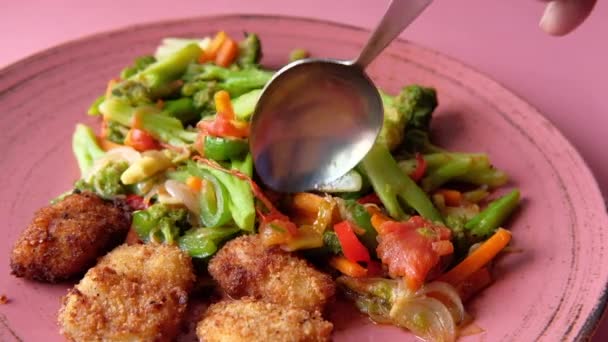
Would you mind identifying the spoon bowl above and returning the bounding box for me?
[250,0,433,192]
[250,58,383,192]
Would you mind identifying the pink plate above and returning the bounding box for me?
[1,15,607,342]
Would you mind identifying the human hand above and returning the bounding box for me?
[540,0,597,35]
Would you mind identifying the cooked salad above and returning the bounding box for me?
[9,31,520,342]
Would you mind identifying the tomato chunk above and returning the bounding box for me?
[376,216,452,291]
[124,128,160,151]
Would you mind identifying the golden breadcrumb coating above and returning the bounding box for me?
[196,298,333,342]
[58,243,195,342]
[10,192,130,282]
[208,235,335,312]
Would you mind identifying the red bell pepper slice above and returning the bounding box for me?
[334,220,371,263]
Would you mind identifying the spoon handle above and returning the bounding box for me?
[353,0,432,69]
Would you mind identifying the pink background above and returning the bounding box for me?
[1,0,607,339]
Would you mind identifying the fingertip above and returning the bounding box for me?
[539,0,597,36]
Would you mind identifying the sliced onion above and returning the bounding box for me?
[422,281,466,325]
[143,184,160,206]
[106,147,141,164]
[334,197,354,222]
[164,179,199,215]
[390,295,456,342]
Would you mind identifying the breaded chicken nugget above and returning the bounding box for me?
[58,244,195,342]
[208,235,335,312]
[196,298,333,342]
[10,192,130,282]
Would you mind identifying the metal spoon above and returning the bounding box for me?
[250,0,433,192]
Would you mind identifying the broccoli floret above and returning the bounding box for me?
[120,55,157,80]
[110,44,202,104]
[377,85,438,152]
[359,143,443,222]
[74,161,129,199]
[110,79,153,106]
[72,124,105,177]
[236,33,262,67]
[105,120,128,144]
[132,203,191,244]
[99,97,197,146]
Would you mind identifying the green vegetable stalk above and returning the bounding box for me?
[195,155,256,232]
[203,136,249,161]
[72,124,105,177]
[232,89,262,121]
[182,63,273,97]
[359,143,443,223]
[399,153,509,189]
[345,200,378,251]
[178,226,240,259]
[162,97,198,125]
[134,43,202,97]
[465,189,520,237]
[186,163,233,228]
[100,97,197,146]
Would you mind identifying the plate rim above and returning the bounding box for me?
[1,13,607,341]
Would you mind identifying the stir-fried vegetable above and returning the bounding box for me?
[132,203,191,244]
[359,143,443,222]
[465,189,520,237]
[74,161,129,199]
[65,30,524,341]
[72,124,106,176]
[178,226,239,259]
[100,97,197,146]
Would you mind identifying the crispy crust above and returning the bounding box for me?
[208,235,335,312]
[196,298,333,342]
[58,244,195,342]
[10,192,130,282]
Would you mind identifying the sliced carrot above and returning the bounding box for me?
[186,176,203,192]
[457,267,493,302]
[330,256,367,278]
[199,31,227,63]
[97,137,123,151]
[432,240,455,256]
[436,189,462,206]
[439,228,511,286]
[213,90,235,120]
[215,38,239,67]
[370,212,393,234]
[105,78,118,98]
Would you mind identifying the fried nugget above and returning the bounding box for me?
[208,235,335,312]
[196,298,333,342]
[58,244,195,342]
[10,192,130,282]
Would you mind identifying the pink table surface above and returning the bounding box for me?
[2,0,607,340]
